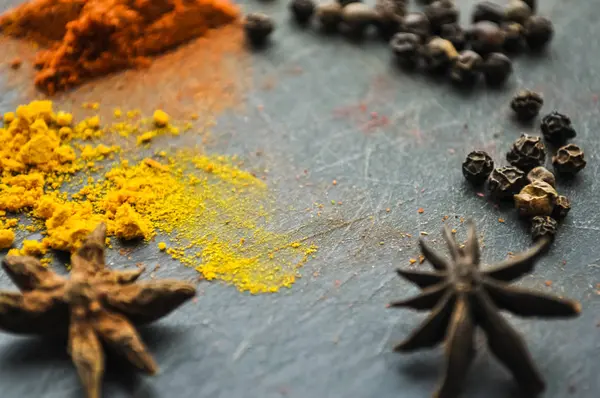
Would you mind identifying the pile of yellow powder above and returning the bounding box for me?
[0,101,317,294]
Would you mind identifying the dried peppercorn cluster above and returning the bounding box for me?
[242,0,557,87]
[463,90,586,241]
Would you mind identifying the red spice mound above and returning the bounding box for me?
[0,0,239,94]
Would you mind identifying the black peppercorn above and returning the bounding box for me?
[502,22,524,52]
[527,166,555,187]
[482,52,513,85]
[522,0,536,13]
[488,166,526,200]
[341,3,379,37]
[336,0,362,6]
[422,37,458,73]
[510,90,543,121]
[552,144,587,175]
[524,16,554,50]
[424,0,459,33]
[467,21,505,55]
[374,0,405,39]
[440,23,466,51]
[505,1,532,25]
[540,111,577,144]
[450,50,483,86]
[552,195,571,220]
[400,12,431,41]
[514,181,557,217]
[531,216,557,242]
[244,13,275,46]
[390,32,422,67]
[290,0,316,25]
[462,150,494,184]
[317,3,343,32]
[506,134,546,171]
[472,1,506,24]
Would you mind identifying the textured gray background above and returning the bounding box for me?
[0,0,599,397]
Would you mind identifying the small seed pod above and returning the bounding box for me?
[531,216,558,242]
[527,166,555,187]
[540,111,576,144]
[341,3,379,37]
[552,195,571,220]
[424,0,459,33]
[467,21,505,55]
[482,52,512,86]
[472,1,506,24]
[510,90,543,121]
[552,144,587,175]
[290,0,317,25]
[390,32,422,67]
[514,181,557,217]
[502,22,524,52]
[505,1,532,25]
[450,50,483,86]
[506,134,546,171]
[317,3,343,32]
[524,16,554,50]
[440,23,467,51]
[422,37,458,73]
[462,150,494,184]
[488,166,526,200]
[400,12,431,41]
[374,0,405,39]
[244,13,275,46]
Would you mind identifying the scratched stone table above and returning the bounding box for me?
[0,0,598,397]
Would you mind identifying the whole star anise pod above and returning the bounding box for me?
[390,222,580,398]
[0,224,196,398]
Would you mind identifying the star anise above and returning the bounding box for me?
[390,221,581,398]
[0,223,196,398]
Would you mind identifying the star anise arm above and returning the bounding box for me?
[419,239,448,271]
[443,225,460,260]
[396,269,447,289]
[472,290,545,395]
[0,290,68,335]
[483,279,581,318]
[100,280,196,324]
[435,294,475,398]
[483,237,551,282]
[71,223,108,277]
[394,291,456,352]
[463,221,480,266]
[2,256,65,291]
[389,282,449,311]
[92,309,158,374]
[98,266,146,285]
[69,312,104,398]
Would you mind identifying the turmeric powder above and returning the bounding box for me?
[1,0,240,93]
[0,101,318,293]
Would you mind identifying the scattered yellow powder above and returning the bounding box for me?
[113,203,152,240]
[0,229,14,249]
[2,112,15,124]
[56,111,73,126]
[0,100,318,294]
[10,239,47,257]
[153,110,169,127]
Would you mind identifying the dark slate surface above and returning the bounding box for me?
[0,0,598,397]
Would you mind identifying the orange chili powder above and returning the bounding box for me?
[0,0,240,94]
